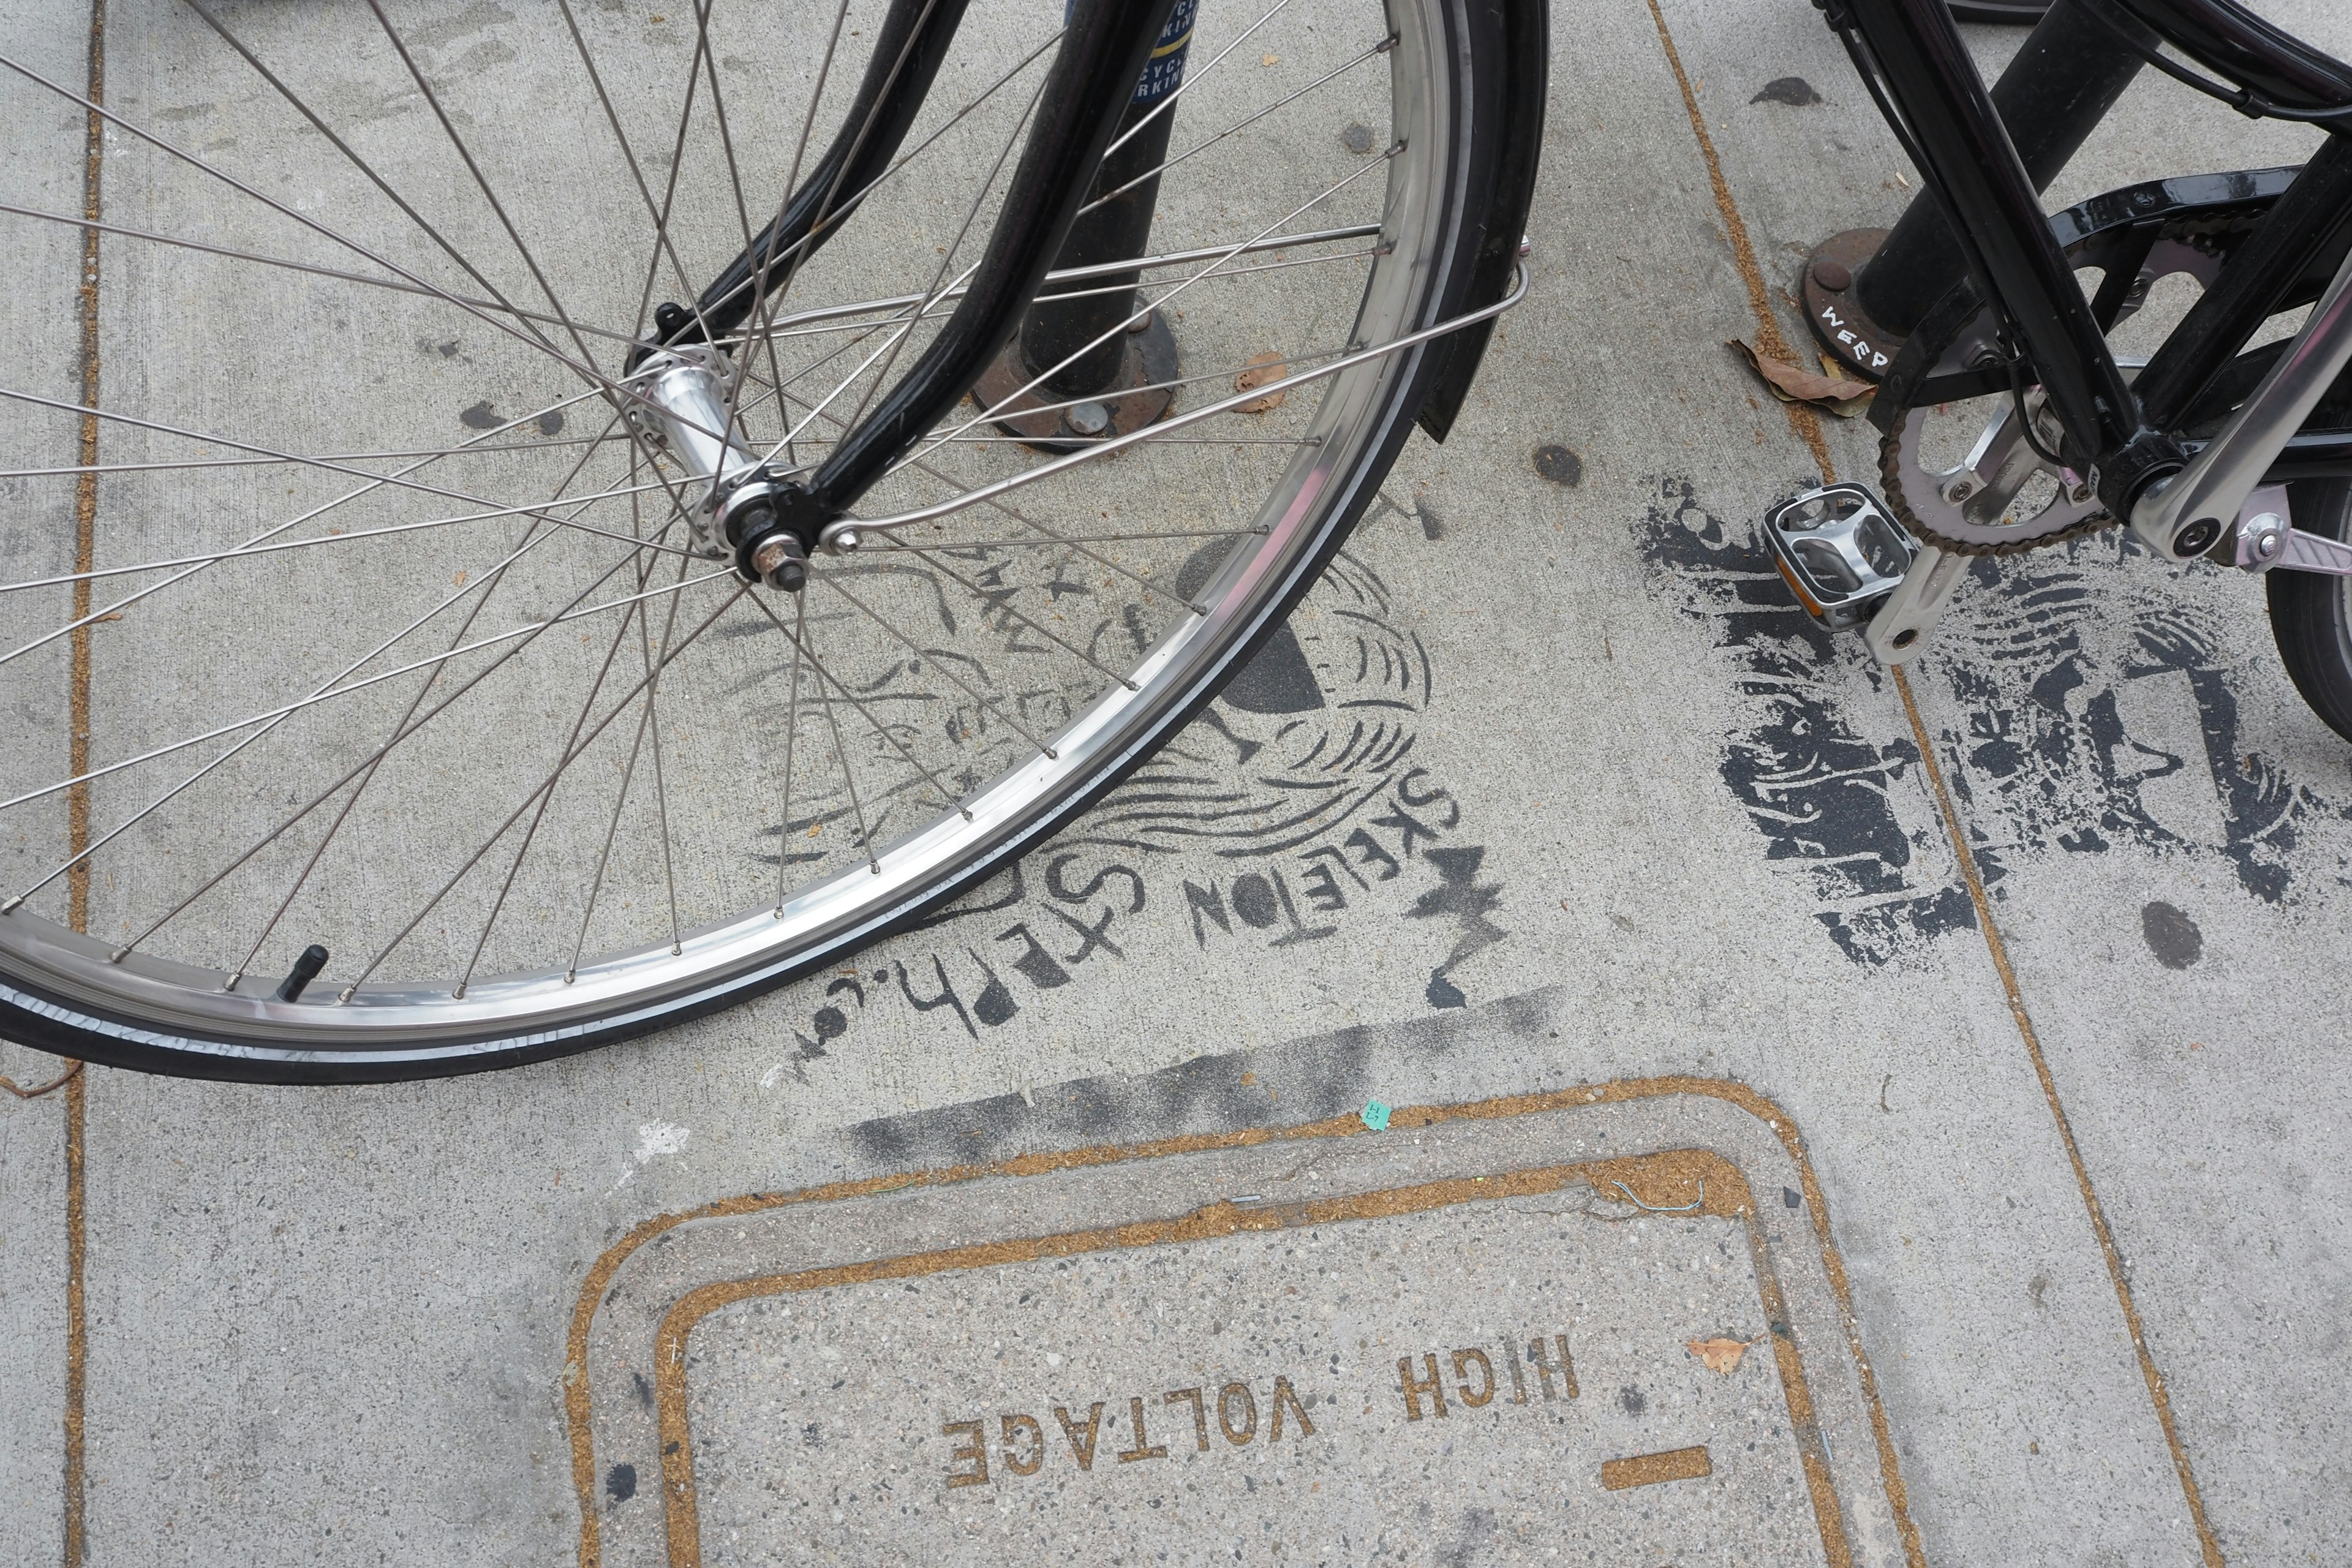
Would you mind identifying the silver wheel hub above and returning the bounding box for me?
[628,345,786,568]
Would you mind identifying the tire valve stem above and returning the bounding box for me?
[276,943,330,1003]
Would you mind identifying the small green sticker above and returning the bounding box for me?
[1360,1099,1392,1132]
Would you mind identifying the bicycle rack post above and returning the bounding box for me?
[978,0,1196,447]
[1801,0,2155,380]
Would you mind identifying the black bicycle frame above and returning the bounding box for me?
[1842,0,2352,521]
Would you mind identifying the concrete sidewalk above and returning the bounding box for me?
[2,1,2347,1563]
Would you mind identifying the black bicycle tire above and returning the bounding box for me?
[0,0,1538,1084]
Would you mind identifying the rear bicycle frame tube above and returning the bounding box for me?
[1839,0,2352,527]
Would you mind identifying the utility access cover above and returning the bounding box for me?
[573,1087,1913,1566]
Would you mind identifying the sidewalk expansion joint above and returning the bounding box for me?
[1634,0,2225,1560]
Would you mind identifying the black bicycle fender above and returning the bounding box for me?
[1417,0,1549,442]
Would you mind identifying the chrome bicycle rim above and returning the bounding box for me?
[0,0,1473,1068]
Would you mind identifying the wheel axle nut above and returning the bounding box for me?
[752,535,808,592]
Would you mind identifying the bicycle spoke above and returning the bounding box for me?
[0,560,724,829]
[835,68,1053,435]
[0,428,629,482]
[718,227,1381,350]
[569,635,665,980]
[750,589,972,840]
[336,583,751,997]
[0,200,643,345]
[804,603,878,876]
[1081,36,1392,214]
[1098,0,1294,160]
[541,450,684,980]
[820,570,1059,759]
[0,387,665,673]
[860,257,1531,532]
[770,588,808,916]
[361,1,605,377]
[0,476,695,598]
[773,390,1158,682]
[683,0,799,442]
[0,50,625,394]
[884,527,1266,546]
[722,0,940,439]
[633,466,688,958]
[12,396,666,940]
[213,411,665,985]
[917,144,1401,464]
[455,552,668,997]
[179,0,587,355]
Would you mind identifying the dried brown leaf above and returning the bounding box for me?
[1687,1335,1763,1375]
[1234,351,1290,414]
[1727,339,1873,417]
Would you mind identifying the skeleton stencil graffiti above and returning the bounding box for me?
[763,538,1507,1077]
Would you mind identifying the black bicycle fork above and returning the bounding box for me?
[641,0,1183,576]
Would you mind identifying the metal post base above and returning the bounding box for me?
[973,308,1180,453]
[1799,228,1905,383]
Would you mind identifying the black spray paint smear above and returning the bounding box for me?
[842,989,1557,1170]
[2141,901,2203,968]
[1927,538,2333,905]
[1637,477,1972,964]
[1638,475,2352,964]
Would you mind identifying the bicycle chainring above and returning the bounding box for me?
[1879,230,2233,557]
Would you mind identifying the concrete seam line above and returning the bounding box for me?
[1644,0,2222,1550]
[62,2,106,1564]
[1635,0,1923,1560]
[1638,0,1836,485]
[1892,670,2225,1566]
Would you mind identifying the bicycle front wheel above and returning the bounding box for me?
[0,0,1524,1080]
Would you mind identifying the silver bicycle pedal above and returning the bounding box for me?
[1762,483,1917,630]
